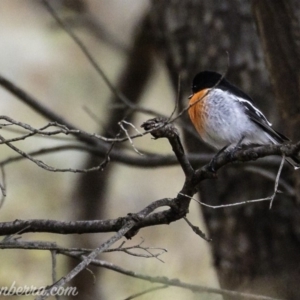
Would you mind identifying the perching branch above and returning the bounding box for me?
[0,118,298,238]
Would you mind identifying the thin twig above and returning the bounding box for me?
[0,124,74,141]
[123,285,168,300]
[183,217,211,241]
[0,144,98,167]
[181,153,286,209]
[83,267,97,285]
[168,74,181,122]
[0,238,167,261]
[269,154,285,209]
[119,121,144,155]
[0,115,168,146]
[0,166,7,207]
[0,133,109,173]
[106,238,167,262]
[50,250,59,300]
[180,193,274,209]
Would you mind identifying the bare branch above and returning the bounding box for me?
[182,153,286,210]
[0,238,167,262]
[141,118,194,177]
[107,238,167,262]
[0,198,175,237]
[0,121,298,238]
[0,76,210,167]
[183,193,275,209]
[65,254,283,300]
[0,133,108,173]
[36,220,136,300]
[0,144,98,167]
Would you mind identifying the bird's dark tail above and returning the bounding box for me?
[262,128,300,170]
[285,156,300,170]
[270,130,300,170]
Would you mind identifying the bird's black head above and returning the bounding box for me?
[191,70,254,102]
[192,71,225,93]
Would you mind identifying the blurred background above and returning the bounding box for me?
[0,1,219,299]
[0,0,300,299]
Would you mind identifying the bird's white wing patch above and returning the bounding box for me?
[235,96,272,126]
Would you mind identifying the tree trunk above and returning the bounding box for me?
[252,0,300,201]
[250,2,300,298]
[68,14,155,299]
[149,0,300,298]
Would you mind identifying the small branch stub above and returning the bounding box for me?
[141,117,179,140]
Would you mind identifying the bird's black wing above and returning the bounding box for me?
[237,97,289,143]
[218,78,289,142]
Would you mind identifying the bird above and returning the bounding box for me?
[188,70,300,169]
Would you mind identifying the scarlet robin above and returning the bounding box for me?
[188,71,300,169]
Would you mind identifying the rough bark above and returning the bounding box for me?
[252,0,300,205]
[250,2,300,297]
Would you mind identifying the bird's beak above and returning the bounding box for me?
[188,94,193,99]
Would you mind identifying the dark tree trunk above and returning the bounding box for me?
[251,1,300,298]
[148,0,300,298]
[252,0,300,201]
[68,14,155,299]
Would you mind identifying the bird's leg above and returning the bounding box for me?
[228,136,245,160]
[207,136,245,172]
[207,144,230,172]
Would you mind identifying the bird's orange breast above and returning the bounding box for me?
[188,89,209,137]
